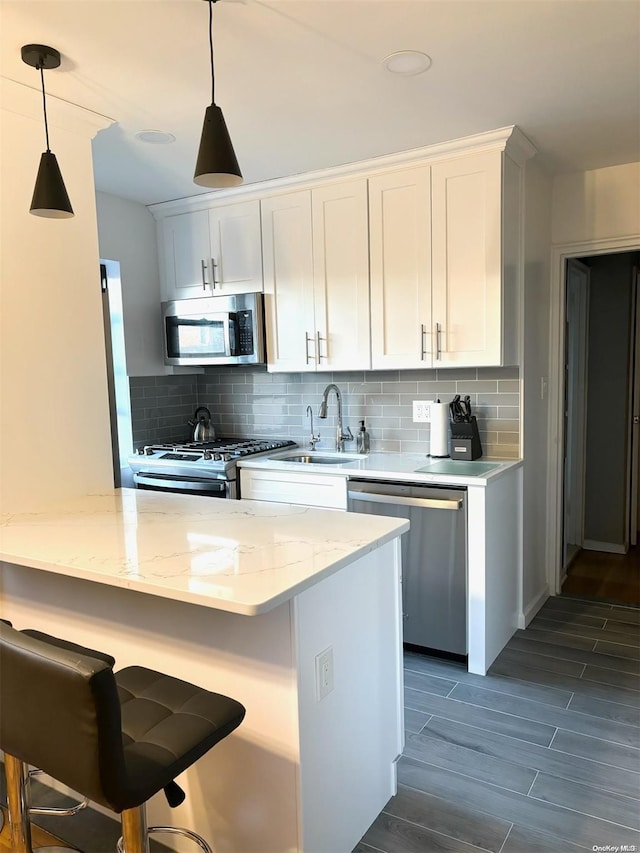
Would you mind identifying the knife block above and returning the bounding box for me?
[450,417,483,460]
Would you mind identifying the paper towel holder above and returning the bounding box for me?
[429,400,450,458]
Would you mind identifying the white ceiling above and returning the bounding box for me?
[1,0,639,206]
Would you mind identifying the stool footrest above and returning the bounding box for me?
[117,825,213,853]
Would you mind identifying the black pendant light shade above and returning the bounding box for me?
[21,43,74,218]
[194,105,242,188]
[193,0,243,188]
[30,151,74,218]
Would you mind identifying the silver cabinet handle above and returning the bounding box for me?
[421,324,427,360]
[348,491,462,510]
[211,258,218,289]
[201,259,208,290]
[316,331,325,363]
[305,332,314,365]
[435,322,442,360]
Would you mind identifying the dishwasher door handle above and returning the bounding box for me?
[347,491,463,511]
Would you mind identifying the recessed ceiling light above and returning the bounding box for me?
[383,50,432,76]
[134,130,176,145]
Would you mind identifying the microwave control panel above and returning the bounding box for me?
[237,310,254,355]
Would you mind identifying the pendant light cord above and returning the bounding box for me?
[39,63,51,152]
[208,0,215,106]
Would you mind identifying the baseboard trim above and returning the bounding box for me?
[518,584,549,629]
[583,540,627,555]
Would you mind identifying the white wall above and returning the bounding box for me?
[0,81,114,512]
[95,192,166,376]
[521,159,553,622]
[552,162,640,245]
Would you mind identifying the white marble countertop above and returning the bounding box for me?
[239,450,522,486]
[0,488,408,615]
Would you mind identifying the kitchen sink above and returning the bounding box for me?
[269,451,365,465]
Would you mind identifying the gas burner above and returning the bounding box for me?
[134,437,295,464]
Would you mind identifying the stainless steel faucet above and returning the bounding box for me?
[306,405,320,450]
[318,383,353,452]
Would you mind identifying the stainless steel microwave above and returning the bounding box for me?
[162,293,266,366]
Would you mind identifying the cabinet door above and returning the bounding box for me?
[209,199,263,294]
[312,179,371,371]
[369,167,432,369]
[261,191,316,372]
[431,151,502,366]
[160,210,212,301]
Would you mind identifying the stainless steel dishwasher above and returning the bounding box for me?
[347,479,467,656]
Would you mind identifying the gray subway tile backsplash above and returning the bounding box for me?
[130,366,520,457]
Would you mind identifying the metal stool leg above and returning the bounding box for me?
[5,754,33,853]
[120,805,150,853]
[4,754,80,853]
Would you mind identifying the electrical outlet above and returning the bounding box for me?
[412,401,432,423]
[315,646,334,701]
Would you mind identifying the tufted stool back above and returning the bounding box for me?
[0,623,246,822]
[0,623,125,810]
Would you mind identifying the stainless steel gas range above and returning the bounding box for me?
[128,438,296,500]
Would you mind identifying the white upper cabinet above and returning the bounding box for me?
[431,150,503,367]
[159,199,262,301]
[261,191,316,372]
[262,179,370,372]
[160,209,211,300]
[369,167,432,370]
[312,180,370,371]
[151,127,532,369]
[209,200,263,295]
[370,148,521,369]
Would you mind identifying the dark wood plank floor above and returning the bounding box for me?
[562,545,640,604]
[356,595,640,853]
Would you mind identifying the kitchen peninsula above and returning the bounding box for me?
[0,488,408,853]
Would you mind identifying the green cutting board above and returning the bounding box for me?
[414,460,502,477]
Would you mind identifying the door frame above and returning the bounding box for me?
[546,235,640,596]
[629,267,640,546]
[562,258,590,574]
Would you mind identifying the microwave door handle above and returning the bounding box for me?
[224,316,232,356]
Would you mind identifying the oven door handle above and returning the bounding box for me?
[135,473,229,494]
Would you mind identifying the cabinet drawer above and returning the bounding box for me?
[240,469,347,510]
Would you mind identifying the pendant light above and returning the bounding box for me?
[21,44,74,218]
[193,0,243,188]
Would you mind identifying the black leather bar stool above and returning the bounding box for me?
[0,623,246,853]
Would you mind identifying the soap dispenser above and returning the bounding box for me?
[357,420,370,453]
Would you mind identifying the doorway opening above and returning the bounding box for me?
[560,250,640,604]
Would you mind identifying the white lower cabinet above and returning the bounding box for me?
[240,468,348,510]
[262,179,370,372]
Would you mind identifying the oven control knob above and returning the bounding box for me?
[222,453,231,462]
[213,453,222,461]
[203,450,213,460]
[145,447,155,455]
[137,448,146,455]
